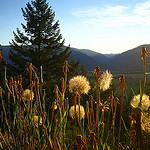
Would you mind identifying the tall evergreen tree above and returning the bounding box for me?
[9,0,70,84]
[80,64,87,76]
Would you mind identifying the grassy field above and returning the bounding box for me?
[1,65,150,149]
[112,71,150,95]
[89,70,150,96]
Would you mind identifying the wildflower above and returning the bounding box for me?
[34,115,42,127]
[131,94,150,111]
[100,101,109,113]
[99,70,113,91]
[22,89,34,101]
[69,75,90,94]
[69,105,85,120]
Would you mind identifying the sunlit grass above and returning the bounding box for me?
[0,47,150,149]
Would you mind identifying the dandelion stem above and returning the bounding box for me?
[95,67,101,130]
[64,60,68,93]
[74,93,77,140]
[118,75,126,150]
[140,47,149,104]
[40,65,43,83]
[112,97,119,150]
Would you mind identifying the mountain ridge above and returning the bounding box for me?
[1,44,150,71]
[109,44,150,71]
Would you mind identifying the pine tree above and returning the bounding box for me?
[67,58,80,79]
[80,64,87,76]
[9,0,70,84]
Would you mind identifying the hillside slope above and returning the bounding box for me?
[78,49,110,67]
[109,44,150,71]
[69,47,109,70]
[1,46,110,71]
[1,45,150,71]
[1,46,13,65]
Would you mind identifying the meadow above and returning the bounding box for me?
[112,71,150,95]
[0,49,150,150]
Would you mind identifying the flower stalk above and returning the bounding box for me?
[140,47,149,105]
[118,75,126,150]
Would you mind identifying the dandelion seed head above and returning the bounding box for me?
[69,75,90,94]
[69,105,85,120]
[99,70,113,91]
[142,112,150,133]
[22,89,34,101]
[131,94,150,133]
[34,115,42,127]
[131,94,150,111]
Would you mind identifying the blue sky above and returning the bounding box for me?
[1,0,150,54]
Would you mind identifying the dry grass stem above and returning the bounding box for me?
[118,75,126,150]
[140,47,149,104]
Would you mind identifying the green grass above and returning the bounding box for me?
[1,68,150,149]
[112,71,150,96]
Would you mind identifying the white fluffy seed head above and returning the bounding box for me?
[131,94,150,111]
[99,70,113,91]
[22,89,34,101]
[69,75,90,94]
[69,105,85,120]
[131,94,150,133]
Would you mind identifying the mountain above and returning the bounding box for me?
[103,54,119,59]
[1,44,150,71]
[0,46,13,65]
[78,49,111,67]
[69,47,110,70]
[109,44,150,71]
[1,46,110,71]
[69,44,150,71]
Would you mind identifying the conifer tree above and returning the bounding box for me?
[68,59,80,79]
[9,0,70,84]
[67,59,88,79]
[80,64,87,76]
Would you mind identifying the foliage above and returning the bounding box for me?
[9,0,71,91]
[1,0,150,148]
[0,56,150,149]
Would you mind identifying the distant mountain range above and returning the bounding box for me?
[1,44,150,71]
[109,44,150,71]
[68,47,111,70]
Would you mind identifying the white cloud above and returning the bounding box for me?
[134,1,150,16]
[73,6,129,17]
[72,0,150,26]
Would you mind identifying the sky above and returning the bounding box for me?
[1,0,150,54]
